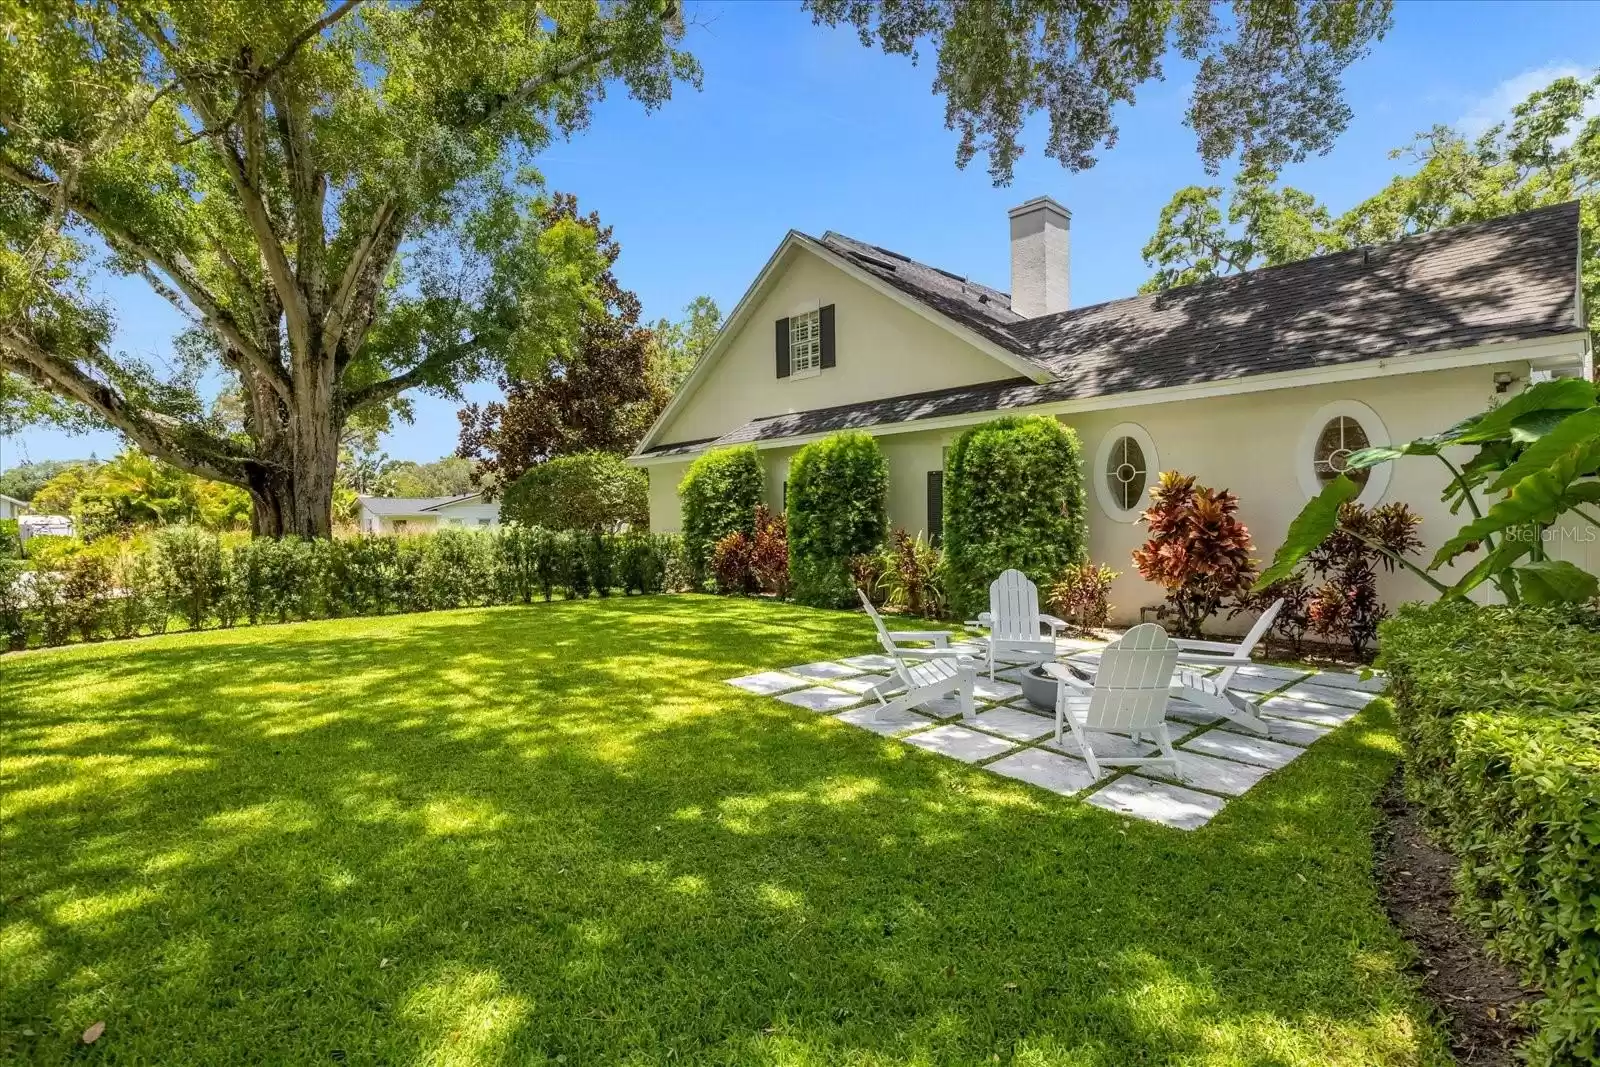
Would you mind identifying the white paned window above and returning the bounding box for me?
[1296,400,1391,506]
[789,308,821,375]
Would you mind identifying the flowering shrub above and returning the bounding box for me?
[1132,472,1256,638]
[1048,561,1119,632]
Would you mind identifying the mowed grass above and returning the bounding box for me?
[0,596,1447,1066]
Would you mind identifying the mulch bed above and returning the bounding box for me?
[1374,772,1538,1065]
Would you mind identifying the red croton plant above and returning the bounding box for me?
[1132,472,1257,638]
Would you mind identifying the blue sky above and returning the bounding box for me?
[6,0,1599,472]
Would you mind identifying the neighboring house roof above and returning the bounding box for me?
[639,201,1585,457]
[358,494,481,517]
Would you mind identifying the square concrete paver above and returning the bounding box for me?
[1234,663,1316,684]
[776,686,864,713]
[1308,670,1386,693]
[971,706,1054,742]
[1182,731,1305,770]
[834,704,935,737]
[915,694,970,718]
[988,748,1098,796]
[1041,729,1156,761]
[1085,776,1226,830]
[1282,682,1378,710]
[1149,750,1274,796]
[904,724,1016,763]
[788,661,862,681]
[973,677,1024,703]
[838,653,897,672]
[1260,694,1360,728]
[1216,712,1330,746]
[1226,672,1308,695]
[828,673,896,695]
[727,671,809,696]
[1167,700,1227,727]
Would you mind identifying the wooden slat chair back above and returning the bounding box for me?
[981,569,1066,679]
[1082,623,1180,734]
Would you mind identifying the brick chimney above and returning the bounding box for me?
[1008,196,1070,318]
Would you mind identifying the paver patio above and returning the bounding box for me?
[725,635,1384,829]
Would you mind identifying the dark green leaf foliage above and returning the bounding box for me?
[0,527,684,650]
[807,0,1391,182]
[875,528,945,619]
[678,446,764,589]
[1382,601,1600,1066]
[501,452,648,532]
[0,518,19,559]
[943,416,1087,620]
[786,432,889,607]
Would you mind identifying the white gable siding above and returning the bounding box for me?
[651,248,1020,447]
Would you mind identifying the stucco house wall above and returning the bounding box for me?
[650,248,1020,447]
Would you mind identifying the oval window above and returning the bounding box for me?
[1312,415,1371,488]
[1105,435,1148,511]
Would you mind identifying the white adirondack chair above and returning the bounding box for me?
[977,569,1067,679]
[1042,623,1181,781]
[857,590,977,722]
[1167,598,1284,736]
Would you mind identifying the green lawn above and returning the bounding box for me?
[1,596,1447,1066]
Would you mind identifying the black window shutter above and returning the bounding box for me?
[819,304,836,368]
[927,471,943,546]
[775,317,790,378]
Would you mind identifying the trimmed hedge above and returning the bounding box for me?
[501,452,648,532]
[0,526,686,652]
[1381,600,1600,1066]
[943,415,1087,619]
[678,445,764,589]
[786,431,888,607]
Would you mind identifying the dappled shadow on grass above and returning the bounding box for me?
[0,598,1445,1065]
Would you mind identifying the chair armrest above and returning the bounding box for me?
[1041,661,1093,692]
[893,646,964,660]
[1038,613,1067,635]
[1172,638,1241,654]
[887,630,954,647]
[1175,650,1250,667]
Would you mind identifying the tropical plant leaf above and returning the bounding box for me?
[1446,531,1534,597]
[1514,559,1600,606]
[1451,378,1597,444]
[1430,460,1579,568]
[1508,407,1582,443]
[1486,410,1600,492]
[1253,475,1360,589]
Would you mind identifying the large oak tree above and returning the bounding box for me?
[1,0,696,536]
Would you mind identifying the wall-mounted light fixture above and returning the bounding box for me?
[1493,371,1516,394]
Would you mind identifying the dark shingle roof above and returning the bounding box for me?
[642,202,1582,457]
[815,232,1042,365]
[1013,200,1582,394]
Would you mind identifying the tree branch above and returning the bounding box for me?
[326,199,402,367]
[336,356,450,416]
[0,155,293,403]
[0,329,254,486]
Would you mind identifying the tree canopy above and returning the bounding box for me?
[32,448,250,539]
[807,0,1394,182]
[456,195,672,494]
[1139,71,1600,345]
[1,0,697,536]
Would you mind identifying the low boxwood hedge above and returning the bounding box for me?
[1380,599,1600,1066]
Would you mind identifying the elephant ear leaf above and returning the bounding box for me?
[1446,533,1534,597]
[1514,559,1600,606]
[1254,475,1360,589]
[1486,409,1600,493]
[1452,378,1598,444]
[1429,466,1571,569]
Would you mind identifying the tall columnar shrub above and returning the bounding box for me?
[943,416,1087,620]
[154,526,225,631]
[784,431,889,607]
[1382,601,1600,1066]
[679,445,764,588]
